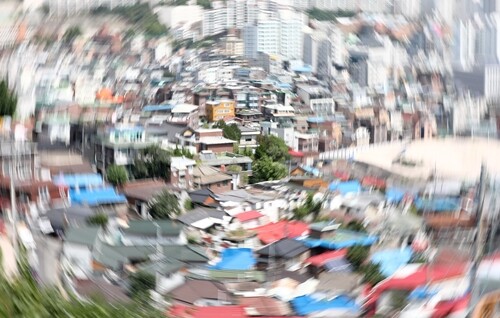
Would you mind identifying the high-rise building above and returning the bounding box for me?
[226,0,257,29]
[49,0,138,16]
[202,4,228,37]
[311,0,388,13]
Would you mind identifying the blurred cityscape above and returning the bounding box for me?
[0,0,499,317]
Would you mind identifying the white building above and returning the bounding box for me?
[244,9,305,60]
[452,93,487,135]
[394,0,421,19]
[155,5,203,40]
[311,0,388,13]
[226,0,258,29]
[49,0,138,15]
[202,3,227,37]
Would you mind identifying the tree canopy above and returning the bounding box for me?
[0,255,163,317]
[251,157,287,183]
[63,26,82,43]
[346,245,370,271]
[213,120,241,141]
[306,8,356,21]
[148,190,182,219]
[106,164,129,187]
[133,145,171,181]
[0,79,17,117]
[292,193,323,221]
[86,213,109,227]
[254,135,290,163]
[129,271,156,298]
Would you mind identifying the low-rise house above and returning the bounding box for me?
[230,210,267,230]
[170,157,196,190]
[40,152,94,177]
[198,151,252,176]
[122,179,186,219]
[168,279,232,306]
[188,188,220,208]
[93,125,155,173]
[177,207,228,231]
[214,189,287,222]
[168,104,199,129]
[255,238,310,272]
[136,259,185,294]
[192,165,232,194]
[121,220,187,245]
[206,99,236,122]
[176,128,236,154]
[238,126,259,151]
[238,296,293,316]
[62,226,101,279]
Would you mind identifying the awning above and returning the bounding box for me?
[289,150,304,157]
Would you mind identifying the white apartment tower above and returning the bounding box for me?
[202,4,228,37]
[50,0,137,15]
[226,0,258,29]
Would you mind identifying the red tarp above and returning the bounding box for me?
[334,171,350,181]
[289,150,305,157]
[170,305,248,318]
[364,263,468,308]
[361,176,386,189]
[235,210,264,222]
[252,221,309,244]
[305,249,348,267]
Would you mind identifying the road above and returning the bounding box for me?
[33,231,63,287]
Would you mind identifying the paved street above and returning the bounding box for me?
[0,235,17,278]
[33,231,63,287]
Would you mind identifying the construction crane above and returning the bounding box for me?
[472,290,500,318]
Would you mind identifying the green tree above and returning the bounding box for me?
[63,26,82,43]
[183,199,194,211]
[129,271,156,298]
[255,135,290,163]
[86,213,109,227]
[306,8,355,21]
[213,120,241,141]
[133,145,171,181]
[148,190,182,219]
[106,164,129,187]
[346,245,370,271]
[0,257,163,317]
[0,79,17,117]
[342,220,367,233]
[292,192,323,221]
[361,263,386,286]
[251,157,287,183]
[197,0,212,9]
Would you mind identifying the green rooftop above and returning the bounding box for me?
[64,227,100,246]
[123,220,183,237]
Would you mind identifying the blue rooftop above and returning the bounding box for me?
[298,230,377,250]
[371,247,413,276]
[54,173,103,188]
[291,294,360,316]
[301,165,320,177]
[328,181,361,194]
[292,65,313,73]
[307,117,325,123]
[210,248,255,270]
[414,197,460,212]
[69,187,127,206]
[142,104,174,112]
[385,188,406,203]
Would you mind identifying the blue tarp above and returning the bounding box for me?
[408,286,439,300]
[54,173,103,189]
[371,247,413,277]
[142,104,174,112]
[414,197,460,212]
[69,187,127,206]
[302,165,320,177]
[210,248,256,270]
[291,294,360,316]
[329,181,361,194]
[385,188,406,203]
[298,230,378,250]
[325,258,352,272]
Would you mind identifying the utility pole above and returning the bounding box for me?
[469,163,488,290]
[9,141,18,255]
